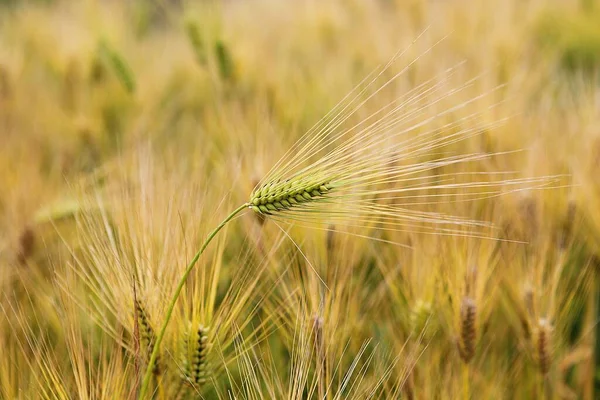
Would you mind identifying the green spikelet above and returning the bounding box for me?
[181,323,210,388]
[214,40,234,82]
[185,20,207,67]
[98,40,136,94]
[249,177,334,216]
[135,299,160,376]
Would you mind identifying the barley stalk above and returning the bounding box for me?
[139,203,247,399]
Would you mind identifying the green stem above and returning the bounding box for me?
[138,203,249,399]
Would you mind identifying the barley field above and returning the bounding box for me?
[1,0,599,399]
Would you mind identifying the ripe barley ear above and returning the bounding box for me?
[534,318,552,399]
[458,297,477,364]
[535,318,552,376]
[457,296,477,400]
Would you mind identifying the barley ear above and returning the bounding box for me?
[250,179,334,216]
[457,296,477,364]
[181,323,210,388]
[191,324,210,386]
[98,40,136,94]
[535,318,552,376]
[410,299,433,339]
[185,20,207,67]
[214,40,234,82]
[134,299,160,376]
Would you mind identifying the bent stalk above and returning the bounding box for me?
[138,203,249,399]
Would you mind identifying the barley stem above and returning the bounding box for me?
[462,363,469,400]
[138,203,249,399]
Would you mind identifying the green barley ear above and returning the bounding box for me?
[135,299,160,376]
[249,178,334,216]
[457,296,477,364]
[410,299,434,339]
[214,39,234,82]
[181,323,210,387]
[185,20,207,67]
[98,40,136,94]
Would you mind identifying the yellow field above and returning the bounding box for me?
[1,0,599,399]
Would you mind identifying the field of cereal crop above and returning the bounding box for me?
[1,0,599,399]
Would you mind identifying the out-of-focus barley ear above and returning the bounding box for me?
[89,55,106,84]
[523,284,535,318]
[557,200,576,250]
[457,296,477,364]
[185,20,207,67]
[520,284,535,340]
[134,299,160,377]
[17,226,35,266]
[535,318,552,376]
[312,314,327,400]
[214,39,234,83]
[456,296,477,400]
[410,299,433,340]
[534,318,552,399]
[98,40,136,94]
